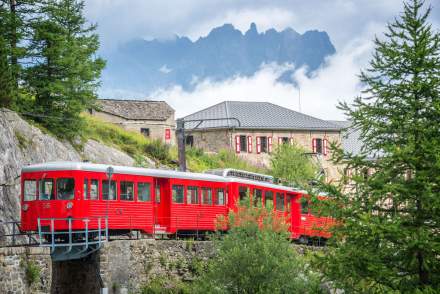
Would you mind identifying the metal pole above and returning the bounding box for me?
[106,167,114,235]
[176,119,186,171]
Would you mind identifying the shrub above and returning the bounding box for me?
[24,260,40,286]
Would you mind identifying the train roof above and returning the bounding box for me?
[21,162,302,193]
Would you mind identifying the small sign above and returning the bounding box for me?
[165,129,171,140]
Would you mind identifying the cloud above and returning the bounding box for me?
[159,65,172,74]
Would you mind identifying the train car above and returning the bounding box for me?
[20,162,332,242]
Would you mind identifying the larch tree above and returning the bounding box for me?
[26,0,105,139]
[315,0,440,292]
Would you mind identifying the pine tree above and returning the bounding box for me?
[316,0,440,292]
[0,35,14,107]
[26,0,105,139]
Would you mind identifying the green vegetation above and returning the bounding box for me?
[14,129,30,150]
[23,260,40,286]
[0,0,104,140]
[315,0,440,292]
[270,143,319,188]
[185,147,266,173]
[191,197,323,293]
[140,275,189,294]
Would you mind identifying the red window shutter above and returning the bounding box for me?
[256,137,261,154]
[247,136,253,153]
[323,139,329,156]
[290,137,294,146]
[235,135,240,153]
[312,138,317,153]
[278,137,282,145]
[268,137,273,153]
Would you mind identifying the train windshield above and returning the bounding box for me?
[40,179,54,200]
[24,180,37,201]
[57,178,75,200]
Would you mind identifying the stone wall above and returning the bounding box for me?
[0,246,52,294]
[188,128,343,182]
[92,111,176,145]
[98,239,214,294]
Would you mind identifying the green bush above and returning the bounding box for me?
[140,276,189,294]
[144,139,170,163]
[24,260,40,286]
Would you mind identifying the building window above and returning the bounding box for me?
[276,192,284,211]
[282,137,289,144]
[102,180,117,200]
[57,178,75,200]
[138,183,151,201]
[39,179,54,200]
[120,181,134,201]
[202,187,212,205]
[172,185,184,203]
[187,186,199,204]
[260,136,268,153]
[140,128,150,137]
[312,138,323,154]
[24,180,37,201]
[239,135,247,152]
[185,135,194,147]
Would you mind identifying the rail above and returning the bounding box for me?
[37,216,108,261]
[0,220,40,247]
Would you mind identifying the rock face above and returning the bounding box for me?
[0,108,136,238]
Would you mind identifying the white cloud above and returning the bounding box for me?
[159,65,172,74]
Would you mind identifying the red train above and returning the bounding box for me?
[20,162,332,243]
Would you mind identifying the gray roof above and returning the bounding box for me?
[330,120,376,160]
[182,101,341,131]
[97,99,174,120]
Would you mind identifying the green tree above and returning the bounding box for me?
[192,197,323,293]
[26,0,105,139]
[0,0,36,107]
[270,143,319,187]
[316,0,440,292]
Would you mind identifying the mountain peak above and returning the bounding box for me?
[246,22,258,36]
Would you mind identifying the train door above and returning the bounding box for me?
[290,193,302,239]
[154,178,171,230]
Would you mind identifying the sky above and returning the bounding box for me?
[85,0,440,120]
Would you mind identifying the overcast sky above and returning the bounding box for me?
[85,0,440,119]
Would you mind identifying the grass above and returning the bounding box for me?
[81,114,264,174]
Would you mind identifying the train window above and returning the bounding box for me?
[253,189,262,207]
[216,189,225,205]
[264,191,273,209]
[39,179,54,200]
[276,192,285,211]
[57,178,75,200]
[90,180,99,200]
[172,185,184,203]
[120,181,134,201]
[102,180,117,200]
[300,199,309,214]
[24,180,37,201]
[187,186,199,204]
[83,179,88,199]
[202,188,212,205]
[137,183,151,201]
[238,186,248,202]
[155,183,161,203]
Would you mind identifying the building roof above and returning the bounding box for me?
[330,120,376,160]
[97,99,174,120]
[182,101,341,131]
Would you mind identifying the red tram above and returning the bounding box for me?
[20,162,332,242]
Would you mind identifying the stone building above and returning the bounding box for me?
[91,99,176,145]
[182,101,343,181]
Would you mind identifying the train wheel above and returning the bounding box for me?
[299,235,308,244]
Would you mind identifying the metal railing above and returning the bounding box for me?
[0,220,39,247]
[37,217,108,258]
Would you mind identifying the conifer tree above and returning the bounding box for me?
[0,35,14,107]
[316,0,440,292]
[26,0,105,139]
